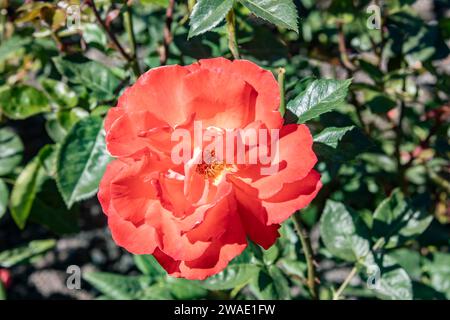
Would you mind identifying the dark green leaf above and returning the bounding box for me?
[389,249,424,280]
[287,79,351,123]
[165,277,208,299]
[196,264,259,290]
[0,127,23,176]
[9,145,54,229]
[320,200,371,262]
[0,36,30,63]
[29,180,79,235]
[134,254,166,277]
[0,179,8,220]
[279,259,307,278]
[424,252,450,299]
[372,189,433,248]
[314,126,355,148]
[56,116,111,208]
[40,78,78,108]
[52,57,121,101]
[188,0,234,38]
[238,0,298,33]
[0,85,50,120]
[0,239,56,268]
[83,272,151,300]
[370,254,413,300]
[250,266,290,299]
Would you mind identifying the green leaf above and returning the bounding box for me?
[389,248,423,280]
[0,239,56,268]
[81,23,107,48]
[52,57,121,101]
[56,116,112,208]
[188,0,234,38]
[314,126,355,148]
[424,252,450,299]
[279,259,307,278]
[0,281,5,300]
[139,0,169,7]
[83,272,151,300]
[319,200,371,262]
[0,127,24,176]
[0,85,50,120]
[133,254,166,277]
[164,278,208,299]
[0,179,8,220]
[250,266,290,299]
[9,145,54,229]
[29,180,79,235]
[45,109,88,143]
[287,79,351,123]
[370,254,413,300]
[0,36,29,64]
[196,264,260,290]
[238,0,298,33]
[40,78,78,108]
[372,189,433,248]
[138,282,173,300]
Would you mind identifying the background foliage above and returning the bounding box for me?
[0,0,449,300]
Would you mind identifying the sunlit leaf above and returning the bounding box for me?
[56,116,111,208]
[238,0,298,33]
[9,145,54,229]
[0,127,24,176]
[0,179,8,220]
[0,85,50,120]
[287,79,351,123]
[320,200,371,262]
[0,239,56,268]
[188,0,234,38]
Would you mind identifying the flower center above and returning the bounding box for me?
[196,150,226,179]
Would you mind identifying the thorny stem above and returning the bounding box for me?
[226,9,240,60]
[292,212,318,300]
[160,0,175,65]
[277,68,286,116]
[123,0,141,76]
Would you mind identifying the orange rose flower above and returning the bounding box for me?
[98,58,322,280]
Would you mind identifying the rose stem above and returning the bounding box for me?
[123,0,141,76]
[292,212,318,300]
[278,68,286,116]
[226,8,240,60]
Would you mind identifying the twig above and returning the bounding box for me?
[87,0,132,62]
[160,0,175,65]
[226,9,240,59]
[292,212,318,300]
[333,266,357,300]
[336,20,355,72]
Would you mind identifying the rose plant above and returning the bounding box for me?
[0,0,448,301]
